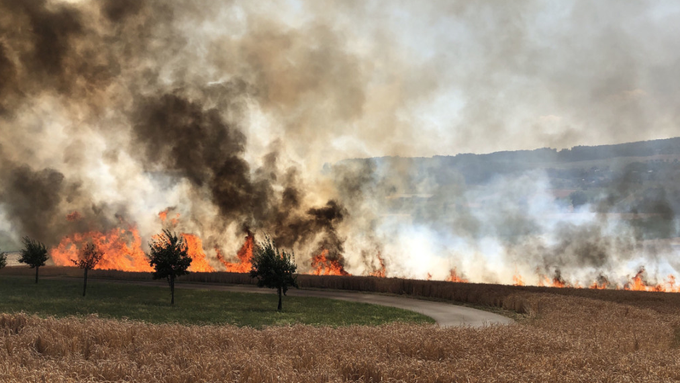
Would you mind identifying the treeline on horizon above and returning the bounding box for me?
[360,136,680,165]
[340,136,680,187]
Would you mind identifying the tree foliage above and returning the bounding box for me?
[72,243,105,270]
[0,250,6,270]
[71,243,105,297]
[18,237,49,283]
[147,230,192,305]
[249,237,298,311]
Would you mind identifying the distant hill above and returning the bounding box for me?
[338,136,680,186]
[332,137,680,239]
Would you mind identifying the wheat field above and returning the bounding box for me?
[2,289,679,382]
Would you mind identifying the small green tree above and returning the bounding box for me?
[249,237,298,311]
[18,237,49,283]
[0,250,6,270]
[71,243,105,297]
[148,230,192,305]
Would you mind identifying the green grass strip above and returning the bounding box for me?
[0,276,435,327]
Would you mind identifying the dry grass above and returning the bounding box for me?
[2,292,680,382]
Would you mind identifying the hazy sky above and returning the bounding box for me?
[251,0,680,159]
[324,0,680,158]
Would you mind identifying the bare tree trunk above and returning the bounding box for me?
[35,266,39,284]
[170,274,175,305]
[277,286,282,311]
[83,268,88,297]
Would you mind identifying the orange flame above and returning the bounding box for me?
[512,274,525,286]
[181,234,215,272]
[158,208,180,227]
[66,211,82,222]
[310,249,350,276]
[625,268,648,291]
[589,281,608,290]
[552,277,566,288]
[51,224,152,272]
[217,232,254,273]
[667,275,676,291]
[369,252,386,277]
[618,268,678,292]
[514,267,680,292]
[445,267,468,283]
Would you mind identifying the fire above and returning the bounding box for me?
[510,267,680,292]
[181,234,215,272]
[369,252,386,277]
[589,281,608,290]
[551,278,566,288]
[668,275,676,291]
[512,274,525,286]
[50,209,680,292]
[589,275,609,290]
[51,224,152,272]
[217,231,254,273]
[310,249,350,276]
[625,268,647,291]
[66,211,82,222]
[158,209,214,272]
[52,208,258,274]
[158,208,180,227]
[620,268,677,292]
[445,268,468,283]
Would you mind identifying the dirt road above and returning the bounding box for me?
[97,279,514,327]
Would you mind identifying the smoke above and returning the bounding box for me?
[0,0,679,283]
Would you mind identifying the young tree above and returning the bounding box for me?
[0,250,6,270]
[71,243,105,297]
[249,237,298,311]
[18,237,49,283]
[148,230,192,305]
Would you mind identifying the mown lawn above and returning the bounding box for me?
[0,276,434,327]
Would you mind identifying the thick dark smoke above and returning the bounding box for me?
[0,164,66,244]
[101,0,144,22]
[130,91,348,256]
[132,93,252,218]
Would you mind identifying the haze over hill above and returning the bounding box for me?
[321,137,680,284]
